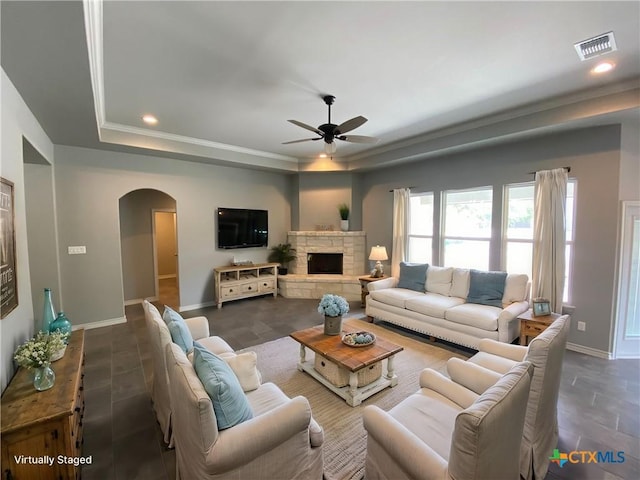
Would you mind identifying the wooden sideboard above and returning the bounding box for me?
[214,262,278,308]
[1,329,86,480]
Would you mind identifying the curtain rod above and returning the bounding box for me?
[388,187,416,192]
[528,166,571,175]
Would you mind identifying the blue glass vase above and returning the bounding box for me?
[42,288,56,333]
[50,312,72,344]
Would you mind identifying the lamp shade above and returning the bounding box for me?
[369,245,388,261]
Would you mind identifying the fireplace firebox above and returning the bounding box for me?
[307,253,343,274]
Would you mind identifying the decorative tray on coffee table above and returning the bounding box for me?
[342,331,376,347]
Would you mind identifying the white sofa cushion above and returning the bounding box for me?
[405,293,465,318]
[369,288,425,309]
[503,274,530,304]
[445,303,502,331]
[450,268,470,298]
[426,266,454,296]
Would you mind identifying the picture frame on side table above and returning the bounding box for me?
[532,298,551,317]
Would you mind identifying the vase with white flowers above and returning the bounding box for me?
[318,293,350,335]
[13,330,67,391]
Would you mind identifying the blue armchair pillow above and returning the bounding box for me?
[466,269,508,308]
[162,305,184,325]
[163,305,194,353]
[397,262,428,292]
[167,320,194,354]
[193,343,254,430]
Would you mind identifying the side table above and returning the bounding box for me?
[519,309,562,345]
[358,275,387,308]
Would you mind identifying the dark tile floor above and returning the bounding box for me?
[80,287,640,480]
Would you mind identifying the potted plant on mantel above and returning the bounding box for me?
[338,203,350,232]
[268,243,297,275]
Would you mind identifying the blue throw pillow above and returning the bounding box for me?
[193,344,254,430]
[397,262,428,292]
[162,305,184,325]
[167,320,194,354]
[466,269,508,308]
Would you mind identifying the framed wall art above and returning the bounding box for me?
[1,177,18,319]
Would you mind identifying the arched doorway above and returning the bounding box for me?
[119,189,179,309]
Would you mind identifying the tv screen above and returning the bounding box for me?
[217,208,268,249]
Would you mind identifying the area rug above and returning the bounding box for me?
[238,318,471,480]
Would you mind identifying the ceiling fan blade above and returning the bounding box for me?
[334,116,367,135]
[282,138,321,144]
[338,135,379,144]
[287,119,323,135]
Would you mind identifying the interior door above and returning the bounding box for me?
[153,210,179,308]
[614,201,640,358]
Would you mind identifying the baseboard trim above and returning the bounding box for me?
[566,342,613,359]
[179,300,217,312]
[124,296,158,306]
[73,316,127,330]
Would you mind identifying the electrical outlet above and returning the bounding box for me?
[68,246,87,255]
[577,321,586,331]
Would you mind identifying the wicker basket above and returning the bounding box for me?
[314,353,382,387]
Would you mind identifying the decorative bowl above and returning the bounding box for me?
[342,331,376,347]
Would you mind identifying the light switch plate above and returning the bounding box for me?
[68,246,87,255]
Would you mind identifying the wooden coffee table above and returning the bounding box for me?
[290,323,403,406]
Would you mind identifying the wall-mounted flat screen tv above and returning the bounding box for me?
[217,208,268,249]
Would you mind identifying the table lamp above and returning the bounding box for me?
[369,245,388,278]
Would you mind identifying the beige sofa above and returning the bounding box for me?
[366,266,530,349]
[363,361,533,480]
[165,342,324,480]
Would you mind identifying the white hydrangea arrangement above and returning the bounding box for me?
[14,330,67,369]
[317,294,349,317]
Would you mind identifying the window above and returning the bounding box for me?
[408,193,433,264]
[503,180,576,302]
[504,183,534,279]
[442,187,492,270]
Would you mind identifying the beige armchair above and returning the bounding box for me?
[363,361,533,480]
[165,342,324,480]
[465,314,571,480]
[142,300,235,446]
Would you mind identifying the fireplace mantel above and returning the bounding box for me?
[288,231,366,237]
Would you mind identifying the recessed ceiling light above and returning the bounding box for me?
[142,114,158,125]
[592,62,615,74]
[319,153,328,158]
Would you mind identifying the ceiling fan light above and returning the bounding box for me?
[324,142,337,154]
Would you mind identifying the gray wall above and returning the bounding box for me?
[52,145,292,322]
[295,172,362,231]
[1,69,55,391]
[24,162,61,327]
[361,125,626,355]
[119,189,175,302]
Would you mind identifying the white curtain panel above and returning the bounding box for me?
[392,188,410,278]
[532,168,568,312]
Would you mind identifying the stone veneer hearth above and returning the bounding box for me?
[278,231,366,301]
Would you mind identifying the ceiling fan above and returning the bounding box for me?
[283,95,378,154]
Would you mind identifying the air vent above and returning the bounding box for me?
[574,32,617,61]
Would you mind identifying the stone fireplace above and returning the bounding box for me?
[277,231,366,301]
